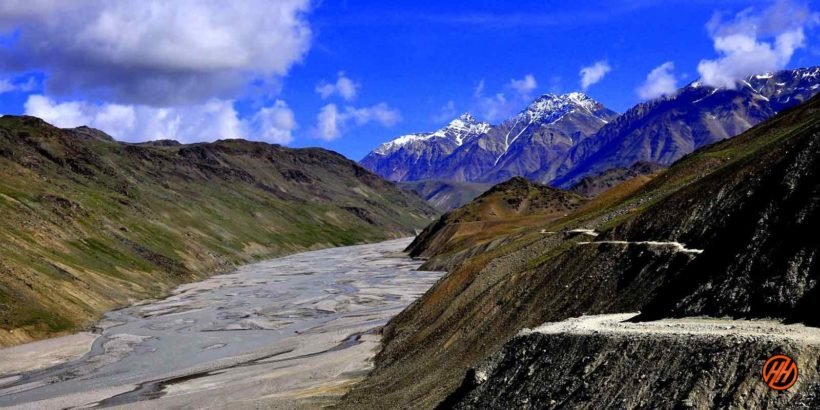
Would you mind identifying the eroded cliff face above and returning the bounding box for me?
[447,315,820,409]
[341,96,820,409]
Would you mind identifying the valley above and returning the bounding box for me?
[2,2,819,408]
[0,116,436,347]
[0,238,443,409]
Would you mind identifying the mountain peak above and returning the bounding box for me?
[371,113,490,156]
[520,92,609,124]
[445,112,489,135]
[455,112,476,122]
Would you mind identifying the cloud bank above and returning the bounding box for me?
[0,0,312,106]
[24,95,297,144]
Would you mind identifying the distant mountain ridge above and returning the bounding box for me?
[360,93,617,184]
[551,66,820,187]
[361,66,820,189]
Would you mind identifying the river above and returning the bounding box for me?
[0,238,442,409]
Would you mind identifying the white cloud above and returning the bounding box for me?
[251,101,297,145]
[314,102,401,141]
[697,0,812,89]
[0,79,16,94]
[579,61,611,90]
[316,104,342,141]
[433,100,457,122]
[24,95,296,144]
[508,74,538,95]
[0,76,37,94]
[475,92,509,122]
[472,75,540,122]
[636,62,678,100]
[315,72,360,101]
[1,0,312,105]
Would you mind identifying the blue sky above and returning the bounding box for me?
[0,0,817,160]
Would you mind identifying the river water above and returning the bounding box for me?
[0,238,442,409]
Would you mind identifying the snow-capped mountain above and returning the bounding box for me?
[550,66,820,188]
[481,92,617,183]
[361,113,491,181]
[361,67,820,189]
[372,113,490,156]
[361,93,616,183]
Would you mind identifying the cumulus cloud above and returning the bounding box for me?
[636,62,678,100]
[579,61,611,90]
[697,0,813,89]
[24,95,296,144]
[250,101,297,144]
[315,72,360,101]
[472,75,540,122]
[314,102,401,141]
[0,0,312,106]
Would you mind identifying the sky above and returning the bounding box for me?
[0,0,817,161]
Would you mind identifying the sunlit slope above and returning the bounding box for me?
[0,116,436,346]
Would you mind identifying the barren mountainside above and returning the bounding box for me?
[341,94,820,408]
[0,115,436,347]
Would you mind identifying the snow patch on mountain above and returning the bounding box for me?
[373,113,490,155]
[519,93,607,124]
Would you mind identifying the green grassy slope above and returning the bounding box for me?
[0,116,436,346]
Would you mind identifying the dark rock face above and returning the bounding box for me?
[448,329,820,409]
[607,100,820,324]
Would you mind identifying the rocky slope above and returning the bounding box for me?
[406,177,585,262]
[0,115,436,347]
[361,94,616,184]
[340,94,820,408]
[568,161,665,197]
[397,180,493,212]
[447,314,820,409]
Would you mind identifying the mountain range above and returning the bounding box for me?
[361,66,820,190]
